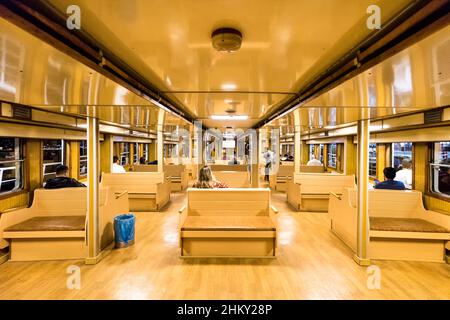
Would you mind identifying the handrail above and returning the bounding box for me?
[178,205,186,214]
[115,190,128,199]
[330,192,341,200]
[430,163,450,168]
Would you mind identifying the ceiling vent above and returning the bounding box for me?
[211,28,243,52]
[424,109,442,124]
[12,104,32,120]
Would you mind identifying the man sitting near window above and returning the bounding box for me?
[44,165,86,189]
[374,167,406,190]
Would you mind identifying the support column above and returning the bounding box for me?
[354,118,371,266]
[251,129,259,188]
[85,113,100,265]
[293,109,301,173]
[157,109,165,172]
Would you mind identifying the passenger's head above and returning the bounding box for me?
[198,166,213,183]
[113,155,119,164]
[401,159,412,170]
[383,167,397,180]
[55,164,69,177]
[310,155,316,160]
[139,156,146,164]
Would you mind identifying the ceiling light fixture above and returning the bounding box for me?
[211,115,248,120]
[221,83,237,90]
[211,27,243,52]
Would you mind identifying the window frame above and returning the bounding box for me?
[429,141,450,200]
[369,143,377,178]
[42,139,65,183]
[79,140,88,179]
[327,143,337,169]
[0,138,26,197]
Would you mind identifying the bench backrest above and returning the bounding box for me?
[101,172,164,193]
[187,188,270,216]
[30,187,108,216]
[294,173,355,194]
[212,171,250,188]
[275,165,295,176]
[345,188,424,218]
[133,164,158,172]
[210,164,248,172]
[299,165,325,173]
[163,164,186,177]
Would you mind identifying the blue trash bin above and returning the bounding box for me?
[114,214,135,248]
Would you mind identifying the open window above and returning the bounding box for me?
[430,141,450,197]
[0,138,24,194]
[369,143,377,177]
[79,140,87,178]
[327,143,337,168]
[42,139,64,183]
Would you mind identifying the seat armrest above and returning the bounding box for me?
[271,205,279,214]
[115,190,128,199]
[179,205,186,214]
[330,192,341,200]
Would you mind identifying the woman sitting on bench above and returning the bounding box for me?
[192,166,228,189]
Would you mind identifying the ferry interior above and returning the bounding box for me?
[0,0,449,301]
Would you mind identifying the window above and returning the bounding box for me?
[133,143,139,164]
[369,143,377,177]
[392,142,413,171]
[0,138,24,194]
[143,143,149,162]
[327,144,337,168]
[430,142,450,197]
[309,145,314,161]
[120,143,130,166]
[79,140,87,177]
[43,139,64,182]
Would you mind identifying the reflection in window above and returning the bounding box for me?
[309,145,314,161]
[327,144,337,168]
[0,138,24,194]
[369,143,377,177]
[79,140,87,177]
[43,139,64,182]
[431,142,450,196]
[392,142,412,171]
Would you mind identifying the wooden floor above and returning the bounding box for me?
[0,190,449,300]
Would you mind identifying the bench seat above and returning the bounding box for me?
[5,216,85,232]
[370,217,449,233]
[182,216,276,231]
[179,188,277,258]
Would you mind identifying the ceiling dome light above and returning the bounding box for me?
[211,28,243,52]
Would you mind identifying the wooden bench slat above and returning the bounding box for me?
[182,216,275,231]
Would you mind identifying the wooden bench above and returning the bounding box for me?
[269,165,294,191]
[330,188,450,262]
[299,165,326,173]
[133,164,188,192]
[0,187,128,261]
[212,171,251,188]
[179,188,278,258]
[100,172,170,211]
[286,173,355,212]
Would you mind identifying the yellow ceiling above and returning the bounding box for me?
[48,0,414,128]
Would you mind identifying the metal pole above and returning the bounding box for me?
[86,113,100,265]
[354,118,371,266]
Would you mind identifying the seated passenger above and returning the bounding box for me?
[112,155,126,173]
[395,159,412,189]
[192,166,228,189]
[148,159,158,165]
[438,159,450,194]
[139,156,146,165]
[44,165,86,189]
[374,167,406,190]
[307,155,322,166]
